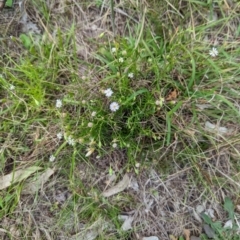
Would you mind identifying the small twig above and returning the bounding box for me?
[100,4,139,24]
[110,0,115,36]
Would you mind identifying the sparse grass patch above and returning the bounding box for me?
[1,0,240,239]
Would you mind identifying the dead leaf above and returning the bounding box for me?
[166,89,178,101]
[183,129,196,137]
[121,216,134,231]
[0,228,8,234]
[192,209,202,223]
[204,208,215,220]
[205,121,231,136]
[196,103,212,110]
[129,177,139,191]
[104,173,117,187]
[20,12,41,35]
[69,218,112,240]
[102,174,130,197]
[22,168,55,194]
[224,219,233,229]
[183,229,190,240]
[0,166,42,190]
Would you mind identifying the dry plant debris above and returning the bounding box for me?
[0,166,41,190]
[0,0,240,239]
[102,174,130,197]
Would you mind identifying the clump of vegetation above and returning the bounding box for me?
[1,0,240,239]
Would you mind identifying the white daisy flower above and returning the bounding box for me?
[56,99,62,108]
[82,100,86,104]
[110,102,120,112]
[57,132,63,140]
[128,72,134,79]
[112,143,117,148]
[209,47,218,57]
[49,155,56,162]
[104,88,113,98]
[9,84,15,90]
[122,50,127,55]
[91,111,97,117]
[88,122,93,127]
[135,162,140,168]
[155,97,164,106]
[111,47,117,53]
[67,136,75,146]
[118,57,124,63]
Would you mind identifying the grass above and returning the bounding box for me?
[1,0,240,239]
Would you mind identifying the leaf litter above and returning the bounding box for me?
[102,174,130,197]
[0,166,42,190]
[22,168,55,195]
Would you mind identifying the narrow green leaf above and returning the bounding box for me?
[224,197,235,219]
[123,88,148,105]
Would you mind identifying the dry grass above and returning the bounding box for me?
[1,0,240,239]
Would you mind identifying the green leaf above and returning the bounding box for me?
[224,197,235,219]
[211,221,222,232]
[201,213,212,225]
[123,88,148,105]
[5,0,13,7]
[19,34,32,49]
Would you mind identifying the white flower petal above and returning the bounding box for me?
[56,99,62,108]
[49,155,56,162]
[128,72,134,78]
[209,47,218,57]
[9,85,15,90]
[67,136,75,146]
[104,88,113,98]
[91,111,97,117]
[118,57,124,63]
[57,132,63,140]
[110,102,120,112]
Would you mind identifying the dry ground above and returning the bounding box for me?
[1,0,240,239]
